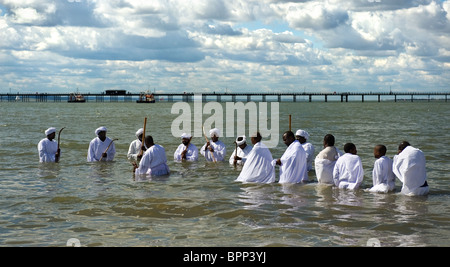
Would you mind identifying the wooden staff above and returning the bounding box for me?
[138,117,147,159]
[56,127,65,163]
[100,138,118,161]
[202,126,216,162]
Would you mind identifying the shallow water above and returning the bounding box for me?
[0,101,449,246]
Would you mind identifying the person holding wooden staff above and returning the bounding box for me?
[38,127,61,163]
[228,136,252,166]
[174,133,198,162]
[201,128,226,162]
[127,128,147,161]
[132,135,170,179]
[87,126,116,162]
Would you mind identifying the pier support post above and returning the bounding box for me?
[378,95,381,102]
[362,95,364,102]
[309,95,312,102]
[325,95,327,102]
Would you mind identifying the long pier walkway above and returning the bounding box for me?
[1,92,448,103]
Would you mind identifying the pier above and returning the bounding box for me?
[0,91,448,103]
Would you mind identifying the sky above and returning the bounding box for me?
[0,0,449,94]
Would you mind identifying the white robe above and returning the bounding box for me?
[236,142,275,184]
[333,153,364,190]
[38,138,58,163]
[174,143,199,162]
[127,139,148,160]
[87,137,116,162]
[228,145,253,165]
[135,144,170,177]
[315,146,343,184]
[276,140,308,183]
[369,156,395,193]
[393,146,429,196]
[302,142,315,172]
[201,140,226,162]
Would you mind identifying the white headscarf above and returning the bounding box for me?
[209,128,220,138]
[181,133,192,139]
[295,129,310,140]
[135,128,144,138]
[236,136,246,146]
[45,127,56,136]
[95,126,107,136]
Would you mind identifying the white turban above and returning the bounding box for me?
[236,136,246,146]
[209,128,220,137]
[45,127,56,136]
[181,133,192,139]
[295,129,310,140]
[135,128,144,138]
[95,126,107,136]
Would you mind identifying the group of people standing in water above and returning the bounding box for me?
[38,125,429,196]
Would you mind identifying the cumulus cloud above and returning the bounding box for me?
[0,0,448,93]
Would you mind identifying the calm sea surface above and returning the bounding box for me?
[0,101,449,247]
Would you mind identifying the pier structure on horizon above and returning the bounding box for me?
[0,91,449,103]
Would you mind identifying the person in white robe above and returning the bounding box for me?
[127,128,147,161]
[273,131,308,183]
[333,143,364,190]
[201,128,226,162]
[229,136,252,166]
[315,134,343,184]
[174,133,199,162]
[295,129,315,172]
[38,127,60,163]
[393,141,429,196]
[368,145,395,193]
[87,126,116,162]
[133,136,170,177]
[236,132,275,183]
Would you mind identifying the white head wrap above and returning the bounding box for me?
[95,126,107,136]
[236,136,246,146]
[295,129,310,140]
[135,128,144,138]
[181,133,192,139]
[45,127,56,136]
[209,128,220,138]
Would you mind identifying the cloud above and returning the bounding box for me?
[0,0,449,93]
[280,2,350,30]
[203,23,243,36]
[1,0,105,27]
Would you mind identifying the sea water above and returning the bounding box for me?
[0,101,449,246]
